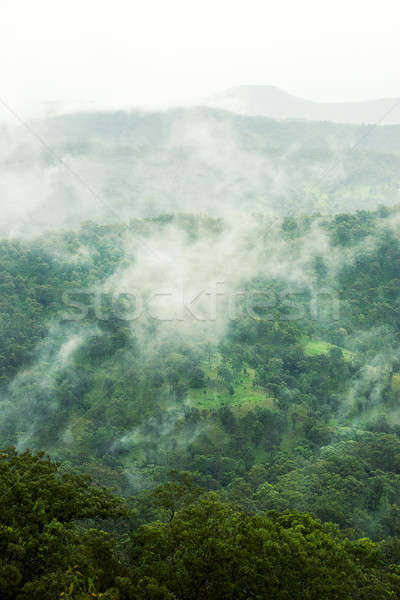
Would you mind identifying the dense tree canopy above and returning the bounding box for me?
[1,450,400,599]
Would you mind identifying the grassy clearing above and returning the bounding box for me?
[302,339,353,361]
[189,378,274,411]
[189,353,275,411]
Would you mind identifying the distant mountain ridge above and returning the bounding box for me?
[206,85,400,125]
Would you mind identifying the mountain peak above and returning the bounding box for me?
[205,85,400,124]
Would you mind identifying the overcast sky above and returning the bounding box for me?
[1,0,400,116]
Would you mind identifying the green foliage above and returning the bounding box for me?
[1,450,400,599]
[130,495,399,599]
[0,448,125,599]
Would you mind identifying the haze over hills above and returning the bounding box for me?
[2,106,400,236]
[206,85,400,124]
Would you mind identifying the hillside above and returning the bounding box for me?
[2,208,400,541]
[4,119,400,597]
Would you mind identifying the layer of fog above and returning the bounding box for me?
[2,107,400,237]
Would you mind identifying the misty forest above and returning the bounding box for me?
[4,98,400,599]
